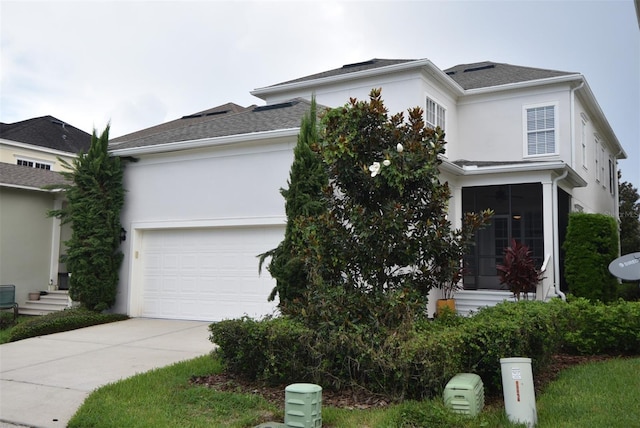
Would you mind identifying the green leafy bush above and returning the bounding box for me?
[8,308,128,342]
[560,297,640,355]
[210,298,640,400]
[563,213,619,302]
[0,312,16,330]
[459,300,564,393]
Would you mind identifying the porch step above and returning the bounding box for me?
[19,291,71,316]
[454,290,535,316]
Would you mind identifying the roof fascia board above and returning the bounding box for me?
[463,74,583,96]
[109,127,300,157]
[0,138,80,158]
[0,182,63,192]
[251,59,465,99]
[458,161,587,187]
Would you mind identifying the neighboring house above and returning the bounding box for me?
[110,58,625,321]
[0,116,91,307]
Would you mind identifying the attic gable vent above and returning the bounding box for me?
[253,101,299,112]
[342,59,376,69]
[463,64,496,73]
[181,110,230,119]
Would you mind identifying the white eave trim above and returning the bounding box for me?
[0,138,80,158]
[251,59,465,99]
[109,128,300,157]
[0,182,64,192]
[441,159,587,187]
[464,74,584,95]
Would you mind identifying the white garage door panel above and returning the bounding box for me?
[141,226,282,321]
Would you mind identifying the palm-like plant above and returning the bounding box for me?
[496,239,544,300]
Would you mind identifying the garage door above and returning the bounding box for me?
[141,226,283,321]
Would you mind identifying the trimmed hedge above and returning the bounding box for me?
[8,307,128,342]
[563,213,619,302]
[210,298,640,400]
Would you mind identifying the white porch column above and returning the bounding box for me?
[541,179,555,300]
[49,195,64,290]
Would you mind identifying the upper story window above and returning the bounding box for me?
[608,157,615,195]
[594,136,601,183]
[525,104,557,156]
[17,158,52,170]
[425,96,445,130]
[580,116,588,169]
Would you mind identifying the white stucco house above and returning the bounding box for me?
[0,116,91,310]
[110,58,625,321]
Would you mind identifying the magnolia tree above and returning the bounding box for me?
[295,89,491,327]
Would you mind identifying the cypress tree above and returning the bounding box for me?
[50,125,124,311]
[259,97,328,313]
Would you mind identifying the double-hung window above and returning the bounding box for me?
[426,96,445,130]
[525,104,557,156]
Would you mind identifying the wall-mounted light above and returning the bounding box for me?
[513,215,522,220]
[120,227,127,242]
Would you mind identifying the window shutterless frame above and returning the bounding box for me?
[523,102,559,158]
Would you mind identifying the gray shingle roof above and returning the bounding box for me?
[267,59,416,87]
[110,102,253,144]
[0,162,69,190]
[0,116,91,153]
[443,61,577,90]
[109,98,322,151]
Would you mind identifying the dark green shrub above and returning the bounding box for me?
[0,312,16,330]
[563,213,619,302]
[8,308,128,342]
[560,297,640,355]
[459,300,563,393]
[209,316,315,384]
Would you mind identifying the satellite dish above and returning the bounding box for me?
[608,252,640,281]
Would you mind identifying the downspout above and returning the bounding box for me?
[553,81,584,300]
[552,170,568,300]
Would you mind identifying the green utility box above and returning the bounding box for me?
[443,373,485,417]
[284,383,322,428]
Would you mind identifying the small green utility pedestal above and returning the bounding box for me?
[284,383,322,427]
[255,383,322,428]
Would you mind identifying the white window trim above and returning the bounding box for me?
[16,156,54,170]
[594,135,601,183]
[522,102,559,158]
[580,118,588,170]
[608,156,615,196]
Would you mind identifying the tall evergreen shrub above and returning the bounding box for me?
[50,126,124,311]
[563,212,619,302]
[259,98,328,313]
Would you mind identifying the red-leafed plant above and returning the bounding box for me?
[496,239,544,301]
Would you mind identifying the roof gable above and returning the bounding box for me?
[0,116,91,154]
[443,61,577,90]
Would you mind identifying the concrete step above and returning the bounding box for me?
[18,291,71,316]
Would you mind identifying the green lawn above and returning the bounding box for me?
[68,355,640,427]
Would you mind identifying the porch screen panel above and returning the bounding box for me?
[462,183,544,290]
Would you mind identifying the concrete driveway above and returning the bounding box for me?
[0,318,213,427]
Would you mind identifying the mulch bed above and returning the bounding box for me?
[190,354,617,410]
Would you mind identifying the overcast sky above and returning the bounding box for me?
[1,0,638,187]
